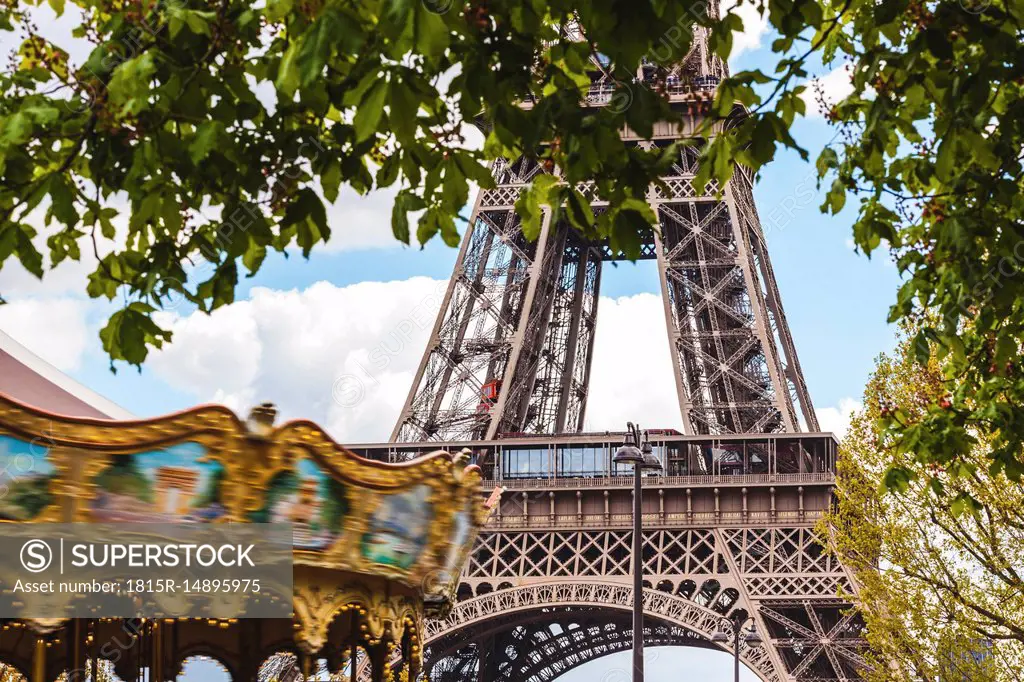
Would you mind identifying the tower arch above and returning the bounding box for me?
[425,582,778,682]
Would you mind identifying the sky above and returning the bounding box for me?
[0,4,901,681]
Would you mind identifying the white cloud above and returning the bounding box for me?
[815,397,862,439]
[584,293,683,431]
[320,186,405,252]
[0,298,91,372]
[801,65,856,118]
[145,284,687,442]
[147,278,448,442]
[722,0,770,59]
[147,283,863,444]
[0,250,95,299]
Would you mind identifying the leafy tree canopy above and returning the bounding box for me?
[829,326,1024,680]
[805,0,1024,497]
[1,0,1022,488]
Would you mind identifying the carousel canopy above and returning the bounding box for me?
[0,391,486,682]
[0,330,131,420]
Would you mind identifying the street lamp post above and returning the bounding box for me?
[613,422,663,682]
[711,613,764,682]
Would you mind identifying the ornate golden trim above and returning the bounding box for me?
[0,393,485,671]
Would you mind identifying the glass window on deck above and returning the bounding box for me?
[611,444,666,476]
[666,444,707,476]
[747,441,769,475]
[502,447,549,478]
[557,445,605,478]
[777,439,815,474]
[710,444,743,475]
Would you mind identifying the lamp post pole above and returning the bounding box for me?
[631,454,643,681]
[614,422,663,682]
[711,613,763,682]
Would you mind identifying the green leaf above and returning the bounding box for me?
[949,492,981,517]
[389,80,418,142]
[816,147,839,177]
[189,121,224,164]
[276,42,301,96]
[416,206,456,246]
[47,176,78,227]
[912,329,931,364]
[11,223,43,277]
[321,158,342,203]
[284,189,330,256]
[264,0,293,22]
[416,207,439,244]
[391,191,424,244]
[183,10,214,36]
[22,105,60,125]
[295,9,364,88]
[376,153,401,188]
[242,240,267,274]
[565,188,594,233]
[106,52,157,115]
[161,194,182,233]
[392,196,411,244]
[296,16,335,87]
[99,304,172,368]
[515,174,558,241]
[882,467,914,493]
[824,178,846,214]
[168,14,185,39]
[935,136,955,182]
[414,3,450,58]
[1,112,32,146]
[353,79,387,142]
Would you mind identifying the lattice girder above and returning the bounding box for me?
[427,582,780,681]
[427,609,707,682]
[428,521,865,682]
[394,137,819,440]
[760,600,868,681]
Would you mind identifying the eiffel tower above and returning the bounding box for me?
[355,17,867,682]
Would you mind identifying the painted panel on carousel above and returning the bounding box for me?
[444,508,472,573]
[0,434,55,520]
[361,484,432,569]
[89,442,227,522]
[250,458,348,550]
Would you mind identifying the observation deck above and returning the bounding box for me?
[354,432,838,531]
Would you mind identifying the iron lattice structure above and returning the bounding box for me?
[391,30,816,441]
[425,518,866,682]
[427,608,712,682]
[374,18,864,682]
[391,150,818,440]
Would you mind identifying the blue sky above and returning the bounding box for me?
[0,6,901,680]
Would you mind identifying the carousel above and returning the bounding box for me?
[0,393,486,682]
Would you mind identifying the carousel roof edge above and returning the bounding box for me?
[275,417,483,471]
[0,329,133,420]
[0,393,480,477]
[0,388,240,429]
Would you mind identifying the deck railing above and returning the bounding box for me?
[483,509,824,530]
[481,471,834,490]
